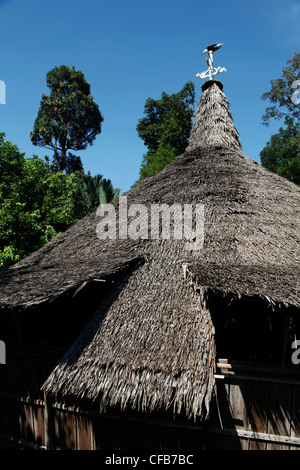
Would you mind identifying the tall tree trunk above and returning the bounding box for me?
[60,147,67,173]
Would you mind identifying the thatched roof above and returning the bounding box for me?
[42,241,217,419]
[1,80,300,420]
[187,80,242,152]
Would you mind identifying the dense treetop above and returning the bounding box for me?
[30,65,104,174]
[261,52,300,125]
[134,82,195,185]
[260,52,300,185]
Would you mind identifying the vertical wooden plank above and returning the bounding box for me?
[16,400,23,438]
[44,392,55,450]
[228,380,250,450]
[53,408,76,450]
[61,411,76,450]
[267,382,291,450]
[229,380,249,429]
[53,409,61,449]
[216,380,231,428]
[34,403,45,447]
[208,379,231,449]
[76,413,92,450]
[20,402,34,441]
[290,384,300,450]
[249,381,269,450]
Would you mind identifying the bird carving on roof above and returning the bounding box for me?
[196,42,227,81]
[202,42,223,55]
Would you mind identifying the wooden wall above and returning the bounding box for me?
[1,348,300,450]
[207,361,300,450]
[0,344,205,450]
[0,343,65,449]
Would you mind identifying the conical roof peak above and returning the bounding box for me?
[186,80,242,152]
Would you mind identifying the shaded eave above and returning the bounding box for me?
[184,263,300,309]
[0,254,145,310]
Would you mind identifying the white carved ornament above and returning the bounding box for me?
[196,42,227,80]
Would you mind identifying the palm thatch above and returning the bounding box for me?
[42,240,216,419]
[1,80,300,421]
[187,80,242,151]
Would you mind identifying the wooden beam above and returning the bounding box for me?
[215,373,300,385]
[216,361,300,377]
[43,391,55,450]
[209,425,300,446]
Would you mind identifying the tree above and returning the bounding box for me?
[261,52,300,126]
[30,65,103,173]
[83,172,122,211]
[134,82,195,184]
[0,133,90,268]
[98,178,122,206]
[0,198,43,264]
[0,134,42,265]
[41,170,89,233]
[138,143,178,181]
[1,122,123,268]
[0,132,25,199]
[83,172,103,211]
[260,117,300,185]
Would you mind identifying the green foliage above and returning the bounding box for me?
[83,172,122,211]
[98,178,122,206]
[0,199,43,261]
[41,170,89,232]
[30,65,104,173]
[0,132,26,199]
[83,172,103,211]
[0,133,91,269]
[260,117,300,185]
[262,52,300,125]
[134,82,195,184]
[18,156,50,210]
[0,246,21,269]
[138,143,178,181]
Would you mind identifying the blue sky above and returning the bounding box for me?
[0,0,299,192]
